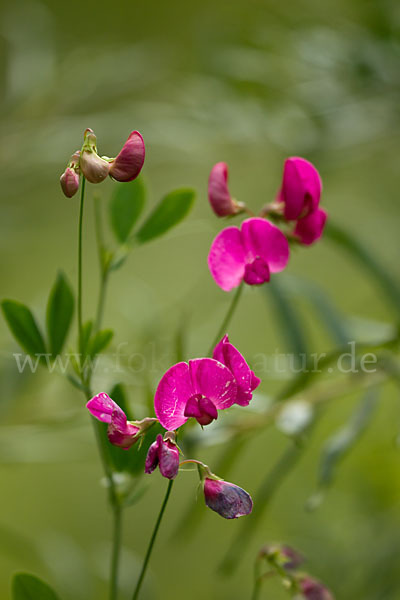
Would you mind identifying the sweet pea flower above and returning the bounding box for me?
[294,208,327,246]
[154,358,237,430]
[204,476,253,519]
[80,128,110,183]
[145,432,180,479]
[213,335,260,406]
[277,157,322,221]
[109,131,145,182]
[300,577,334,600]
[208,217,289,291]
[87,392,156,449]
[60,150,80,198]
[208,162,243,217]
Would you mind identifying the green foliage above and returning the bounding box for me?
[88,329,114,356]
[1,300,47,357]
[79,320,93,356]
[12,573,59,600]
[46,271,74,358]
[135,188,195,244]
[109,177,146,243]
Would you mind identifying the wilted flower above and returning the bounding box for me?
[109,130,145,182]
[277,157,322,220]
[145,432,180,479]
[300,577,334,600]
[259,544,304,571]
[80,128,110,184]
[87,392,156,449]
[208,162,243,217]
[203,476,253,519]
[208,217,289,291]
[60,151,80,198]
[213,334,260,405]
[294,208,327,246]
[154,358,237,430]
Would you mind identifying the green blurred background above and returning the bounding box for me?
[0,0,400,598]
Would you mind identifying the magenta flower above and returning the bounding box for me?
[145,432,180,479]
[208,217,289,291]
[208,162,243,217]
[109,131,145,182]
[87,392,156,449]
[213,335,260,406]
[60,151,80,198]
[204,477,253,519]
[154,358,237,430]
[300,577,334,600]
[294,207,327,246]
[277,157,322,220]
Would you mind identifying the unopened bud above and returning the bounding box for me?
[145,431,180,479]
[208,162,243,217]
[60,150,80,197]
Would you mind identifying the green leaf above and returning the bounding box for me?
[46,271,74,358]
[135,188,195,244]
[109,177,146,243]
[88,329,114,356]
[12,573,59,600]
[79,320,93,357]
[1,300,46,357]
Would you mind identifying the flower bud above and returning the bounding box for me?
[294,208,327,245]
[145,431,180,479]
[60,150,80,198]
[259,544,304,570]
[203,475,253,519]
[109,131,145,182]
[208,162,243,217]
[80,129,110,183]
[300,577,334,600]
[277,157,322,220]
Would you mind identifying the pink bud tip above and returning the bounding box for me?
[208,162,241,217]
[278,157,322,221]
[109,131,145,182]
[294,208,327,245]
[204,478,253,519]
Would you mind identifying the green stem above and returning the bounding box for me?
[110,505,123,600]
[95,269,109,333]
[251,561,262,600]
[207,282,244,356]
[77,177,86,350]
[132,480,174,600]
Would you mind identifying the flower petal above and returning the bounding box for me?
[86,392,121,424]
[204,479,253,519]
[213,337,259,406]
[158,438,180,479]
[109,131,145,182]
[145,435,162,474]
[280,157,322,220]
[154,362,193,430]
[241,218,289,273]
[208,226,245,292]
[294,208,327,245]
[208,162,238,217]
[189,358,237,411]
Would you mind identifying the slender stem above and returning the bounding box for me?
[77,177,86,350]
[95,269,109,333]
[110,505,123,600]
[93,195,110,334]
[132,480,174,600]
[251,561,262,600]
[207,282,244,356]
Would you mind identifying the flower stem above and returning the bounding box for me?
[207,282,244,356]
[132,480,174,600]
[110,505,123,600]
[251,561,262,600]
[77,176,86,350]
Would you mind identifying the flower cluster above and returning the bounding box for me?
[87,335,259,519]
[208,156,326,291]
[60,128,145,197]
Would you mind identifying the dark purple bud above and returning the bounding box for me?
[109,131,145,182]
[145,432,180,479]
[300,577,334,600]
[204,477,253,519]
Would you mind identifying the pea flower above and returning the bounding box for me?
[277,157,322,221]
[87,392,156,449]
[199,463,252,519]
[154,358,237,430]
[300,577,334,600]
[145,432,180,479]
[60,151,80,198]
[208,162,243,217]
[80,128,110,183]
[294,207,327,246]
[109,131,145,182]
[213,335,260,406]
[208,217,289,291]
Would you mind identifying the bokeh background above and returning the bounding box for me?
[1,0,400,598]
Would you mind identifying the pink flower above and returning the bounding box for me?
[154,358,237,430]
[204,478,253,519]
[300,577,334,600]
[213,335,260,406]
[277,157,322,220]
[80,129,110,184]
[145,432,180,479]
[109,131,145,182]
[87,392,156,449]
[208,162,243,217]
[208,217,289,292]
[294,208,327,245]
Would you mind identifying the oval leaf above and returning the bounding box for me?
[46,271,74,358]
[109,177,146,243]
[88,329,114,356]
[1,300,46,356]
[12,573,60,600]
[135,188,195,244]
